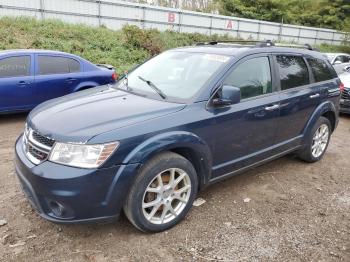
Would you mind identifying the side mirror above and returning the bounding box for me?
[334,60,342,65]
[343,66,350,73]
[213,85,241,106]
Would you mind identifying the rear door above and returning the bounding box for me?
[34,55,82,104]
[273,54,320,145]
[0,55,34,112]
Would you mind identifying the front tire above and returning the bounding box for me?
[123,152,198,232]
[298,116,331,163]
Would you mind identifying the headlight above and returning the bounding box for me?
[49,142,119,168]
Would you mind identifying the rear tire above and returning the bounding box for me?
[298,116,331,163]
[123,152,198,232]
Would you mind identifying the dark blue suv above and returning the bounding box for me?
[15,41,341,232]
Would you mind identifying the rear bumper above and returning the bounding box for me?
[15,135,140,224]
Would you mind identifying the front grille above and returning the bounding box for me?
[341,88,350,100]
[28,144,48,161]
[32,131,55,147]
[23,127,55,164]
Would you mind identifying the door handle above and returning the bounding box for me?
[17,81,29,86]
[65,78,77,82]
[309,93,320,99]
[264,104,279,111]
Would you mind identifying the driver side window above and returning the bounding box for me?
[223,56,272,100]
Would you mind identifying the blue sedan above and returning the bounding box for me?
[0,50,117,113]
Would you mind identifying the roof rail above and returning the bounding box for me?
[195,40,275,48]
[273,43,316,51]
[195,40,317,51]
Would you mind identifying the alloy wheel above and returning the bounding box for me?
[142,168,191,225]
[311,124,329,158]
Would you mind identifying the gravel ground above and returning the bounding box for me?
[0,113,349,262]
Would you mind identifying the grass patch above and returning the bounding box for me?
[0,16,348,73]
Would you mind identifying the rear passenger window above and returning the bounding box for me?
[68,58,80,72]
[0,56,31,78]
[276,55,309,90]
[307,57,335,82]
[38,56,80,75]
[224,57,272,99]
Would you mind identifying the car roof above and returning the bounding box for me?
[0,49,78,57]
[172,44,326,60]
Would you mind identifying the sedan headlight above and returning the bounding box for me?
[49,142,119,168]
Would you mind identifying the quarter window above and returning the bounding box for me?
[223,57,272,99]
[0,56,31,78]
[276,55,309,90]
[38,56,80,75]
[307,58,336,82]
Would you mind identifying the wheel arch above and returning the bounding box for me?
[321,110,336,132]
[303,101,338,143]
[73,81,99,92]
[124,131,213,190]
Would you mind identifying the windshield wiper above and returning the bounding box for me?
[137,76,167,99]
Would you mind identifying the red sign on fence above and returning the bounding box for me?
[168,12,176,23]
[227,20,233,29]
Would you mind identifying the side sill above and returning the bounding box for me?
[209,145,301,184]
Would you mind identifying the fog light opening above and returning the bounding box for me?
[48,200,66,217]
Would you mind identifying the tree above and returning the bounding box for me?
[217,0,350,31]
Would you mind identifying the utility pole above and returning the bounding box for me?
[279,17,283,42]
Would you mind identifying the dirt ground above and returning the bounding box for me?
[0,113,349,262]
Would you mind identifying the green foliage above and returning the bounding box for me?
[0,17,150,73]
[318,43,350,53]
[0,16,347,74]
[218,0,350,31]
[219,0,283,22]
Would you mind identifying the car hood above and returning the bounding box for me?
[28,86,186,143]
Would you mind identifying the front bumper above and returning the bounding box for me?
[15,135,140,224]
[340,98,350,114]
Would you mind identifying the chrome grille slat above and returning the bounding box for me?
[23,127,55,165]
[32,131,55,147]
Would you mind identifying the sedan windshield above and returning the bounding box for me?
[114,51,230,101]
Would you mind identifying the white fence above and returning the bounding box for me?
[0,0,348,45]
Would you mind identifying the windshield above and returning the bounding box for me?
[114,51,230,101]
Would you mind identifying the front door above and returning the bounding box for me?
[209,55,280,178]
[0,55,34,112]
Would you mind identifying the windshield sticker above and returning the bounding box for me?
[203,54,230,63]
